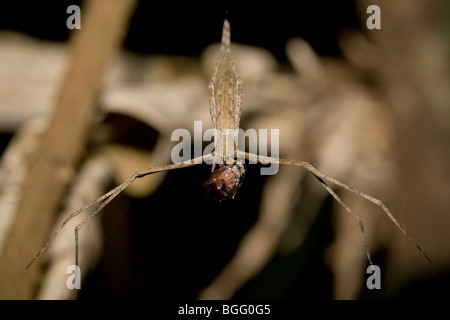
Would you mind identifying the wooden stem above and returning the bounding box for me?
[0,0,137,299]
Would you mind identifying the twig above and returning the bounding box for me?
[0,0,137,299]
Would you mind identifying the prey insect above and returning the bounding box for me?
[26,19,432,276]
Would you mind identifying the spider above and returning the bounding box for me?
[26,19,432,278]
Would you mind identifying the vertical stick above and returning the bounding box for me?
[0,0,137,299]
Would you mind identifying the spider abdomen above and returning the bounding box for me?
[203,164,245,202]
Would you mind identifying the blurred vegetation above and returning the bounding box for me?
[0,0,449,300]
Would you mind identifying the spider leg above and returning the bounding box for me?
[25,187,117,270]
[298,160,433,265]
[239,151,432,265]
[310,174,374,267]
[26,154,212,270]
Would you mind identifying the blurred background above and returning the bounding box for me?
[0,0,449,300]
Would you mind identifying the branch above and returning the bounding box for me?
[0,0,137,299]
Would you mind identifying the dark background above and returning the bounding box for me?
[0,1,360,59]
